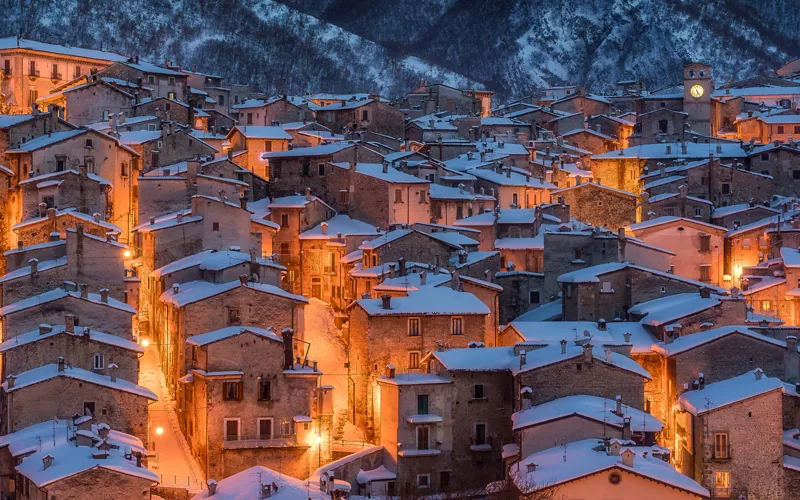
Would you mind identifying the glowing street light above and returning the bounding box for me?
[141,339,150,348]
[155,427,164,436]
[123,250,132,258]
[315,436,322,444]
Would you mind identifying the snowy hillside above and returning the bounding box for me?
[3,0,800,99]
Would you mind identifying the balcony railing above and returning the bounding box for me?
[469,436,493,451]
[28,70,40,78]
[406,413,443,424]
[222,434,303,450]
[711,487,746,499]
[712,446,731,462]
[398,442,442,457]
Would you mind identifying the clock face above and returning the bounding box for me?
[690,84,704,98]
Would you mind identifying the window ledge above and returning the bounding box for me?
[599,289,614,294]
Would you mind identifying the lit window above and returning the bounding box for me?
[451,317,463,335]
[715,471,731,498]
[408,318,420,336]
[409,351,420,369]
[714,433,729,459]
[761,300,772,311]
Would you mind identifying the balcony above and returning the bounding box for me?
[711,447,731,462]
[398,442,441,457]
[406,413,443,424]
[51,72,62,81]
[222,434,306,450]
[469,436,493,452]
[711,487,746,499]
[28,70,40,79]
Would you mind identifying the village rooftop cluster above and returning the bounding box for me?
[1,35,800,499]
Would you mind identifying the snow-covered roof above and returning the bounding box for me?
[0,256,67,283]
[653,325,785,356]
[558,263,727,294]
[118,130,162,145]
[629,293,721,327]
[628,216,726,233]
[7,129,86,153]
[506,321,657,354]
[513,299,562,322]
[429,231,479,248]
[0,324,142,353]
[481,116,525,126]
[453,208,538,227]
[261,141,355,159]
[2,364,156,400]
[329,162,430,184]
[781,247,800,268]
[678,369,785,415]
[0,37,128,63]
[12,207,122,234]
[592,142,747,160]
[354,288,490,316]
[356,465,396,484]
[133,210,201,233]
[372,270,452,293]
[0,287,136,316]
[0,419,145,458]
[190,465,327,500]
[513,343,651,379]
[160,280,308,308]
[494,235,544,250]
[511,395,663,432]
[377,373,452,386]
[358,228,414,250]
[429,183,494,201]
[712,203,778,219]
[233,126,292,140]
[0,114,38,129]
[432,347,515,371]
[465,166,555,188]
[299,215,381,240]
[151,249,281,279]
[187,326,281,347]
[510,439,708,497]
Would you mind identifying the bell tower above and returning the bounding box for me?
[683,63,713,136]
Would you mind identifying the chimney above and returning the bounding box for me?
[621,448,635,467]
[227,148,233,160]
[57,356,65,372]
[622,417,632,441]
[382,160,389,174]
[47,208,57,221]
[79,283,88,299]
[38,202,47,217]
[99,288,109,303]
[698,372,705,390]
[388,263,396,278]
[681,142,687,155]
[386,364,396,379]
[109,363,118,382]
[28,258,39,274]
[42,454,54,470]
[583,343,593,363]
[665,144,671,155]
[135,451,142,468]
[754,368,764,381]
[398,258,406,277]
[65,314,75,333]
[207,479,218,496]
[560,338,567,354]
[597,318,607,331]
[97,423,110,439]
[321,222,328,235]
[305,187,312,201]
[5,375,15,389]
[699,287,711,299]
[519,350,527,369]
[239,274,249,286]
[49,106,59,131]
[381,294,391,309]
[39,324,53,335]
[281,328,294,370]
[623,332,632,344]
[172,283,180,295]
[786,336,799,383]
[240,193,248,210]
[419,271,427,286]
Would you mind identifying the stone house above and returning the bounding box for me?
[120,124,217,173]
[1,359,156,440]
[561,128,620,155]
[558,262,727,322]
[454,207,545,252]
[178,326,323,480]
[0,320,142,382]
[640,187,713,221]
[724,212,800,288]
[4,128,140,241]
[464,165,554,209]
[281,122,341,147]
[298,215,382,305]
[512,342,651,410]
[13,207,122,246]
[268,194,336,294]
[710,203,780,231]
[0,225,127,305]
[101,59,188,100]
[0,37,127,113]
[550,94,612,117]
[747,142,800,197]
[429,184,495,225]
[675,370,794,499]
[19,167,111,220]
[0,110,75,164]
[627,216,727,285]
[156,278,308,392]
[231,96,314,126]
[347,289,491,436]
[0,284,135,340]
[630,108,688,145]
[358,228,462,275]
[404,118,461,143]
[36,78,134,126]
[316,98,405,138]
[400,83,481,119]
[225,125,291,179]
[545,112,585,137]
[131,96,203,128]
[739,255,798,324]
[552,182,637,229]
[586,114,635,148]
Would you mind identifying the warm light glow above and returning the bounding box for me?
[723,274,732,282]
[141,339,150,347]
[733,265,743,278]
[123,250,132,258]
[315,436,322,444]
[155,427,164,436]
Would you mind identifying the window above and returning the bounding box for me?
[761,153,770,161]
[55,156,66,171]
[258,380,272,401]
[742,238,752,250]
[474,423,487,445]
[658,119,668,134]
[147,75,155,84]
[509,226,521,238]
[318,163,325,176]
[566,284,572,298]
[258,418,273,440]
[416,426,430,450]
[794,170,800,180]
[235,95,240,104]
[601,281,613,292]
[451,317,463,335]
[661,285,667,294]
[761,300,772,311]
[246,113,253,125]
[83,402,95,417]
[3,59,10,76]
[279,419,293,436]
[794,126,800,135]
[665,207,675,216]
[51,63,58,79]
[408,318,420,336]
[168,76,176,85]
[695,206,702,217]
[721,183,730,195]
[85,138,93,149]
[361,109,369,121]
[700,265,711,282]
[280,214,289,227]
[280,243,290,256]
[456,205,463,219]
[715,471,731,498]
[218,94,225,106]
[512,193,519,206]
[529,290,541,304]
[394,189,403,203]
[224,418,240,441]
[417,394,429,415]
[417,474,430,489]
[29,60,36,76]
[473,384,485,399]
[29,89,38,105]
[777,125,785,134]
[339,190,349,204]
[714,433,729,459]
[574,249,582,260]
[212,222,220,231]
[92,353,104,370]
[227,307,240,326]
[41,196,54,210]
[264,140,272,152]
[223,381,242,401]
[301,160,310,177]
[700,234,711,252]
[409,351,420,370]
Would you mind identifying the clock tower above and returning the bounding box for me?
[683,62,713,136]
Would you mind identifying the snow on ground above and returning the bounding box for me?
[139,348,205,491]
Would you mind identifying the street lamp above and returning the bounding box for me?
[141,339,150,347]
[155,426,164,436]
[123,250,132,258]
